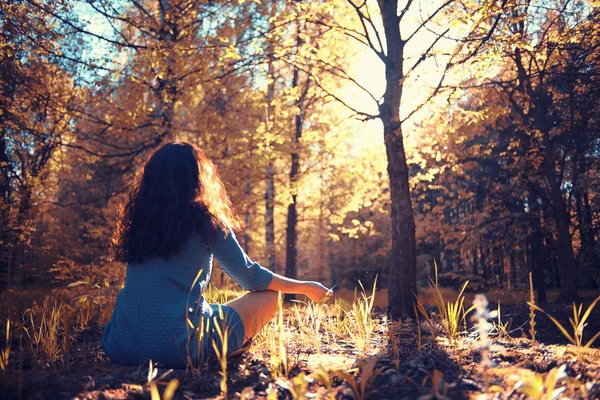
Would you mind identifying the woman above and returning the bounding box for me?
[101,142,332,368]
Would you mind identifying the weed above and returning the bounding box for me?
[416,262,474,345]
[312,367,333,390]
[332,356,377,400]
[211,306,231,397]
[415,296,437,347]
[472,294,497,390]
[0,318,10,371]
[528,296,600,348]
[387,320,400,370]
[528,272,537,343]
[421,369,455,399]
[74,296,93,331]
[184,269,204,373]
[514,365,588,400]
[22,298,64,361]
[492,302,509,338]
[268,292,288,379]
[292,299,326,350]
[276,373,309,400]
[147,360,179,400]
[345,278,377,353]
[324,299,349,342]
[413,304,423,351]
[312,368,338,400]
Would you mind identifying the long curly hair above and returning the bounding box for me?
[112,142,242,263]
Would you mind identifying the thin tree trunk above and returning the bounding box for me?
[378,0,417,318]
[264,35,276,271]
[284,107,301,301]
[156,0,178,142]
[576,190,598,288]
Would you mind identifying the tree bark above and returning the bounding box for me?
[377,0,417,318]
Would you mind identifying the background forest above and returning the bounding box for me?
[1,0,599,307]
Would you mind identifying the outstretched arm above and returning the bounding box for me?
[266,274,332,303]
[210,228,332,301]
[209,228,273,291]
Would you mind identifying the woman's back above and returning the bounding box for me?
[102,233,213,367]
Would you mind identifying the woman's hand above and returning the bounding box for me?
[304,281,333,303]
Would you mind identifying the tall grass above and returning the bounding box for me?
[344,278,377,353]
[528,296,600,348]
[211,307,230,397]
[268,292,289,378]
[292,299,327,350]
[22,298,65,361]
[415,262,474,345]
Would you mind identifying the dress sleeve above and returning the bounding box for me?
[208,227,274,291]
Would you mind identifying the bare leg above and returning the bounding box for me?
[225,290,279,342]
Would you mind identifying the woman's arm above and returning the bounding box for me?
[210,228,274,291]
[210,227,332,301]
[266,274,332,303]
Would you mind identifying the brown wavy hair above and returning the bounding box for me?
[112,142,242,263]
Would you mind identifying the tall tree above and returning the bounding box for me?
[330,0,454,317]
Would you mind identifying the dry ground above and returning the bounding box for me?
[1,286,599,399]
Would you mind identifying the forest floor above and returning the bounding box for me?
[1,287,599,400]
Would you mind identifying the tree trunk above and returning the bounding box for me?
[156,0,178,142]
[513,46,577,302]
[284,82,302,301]
[264,4,276,270]
[0,135,10,288]
[576,189,598,288]
[542,146,577,301]
[377,0,417,318]
[528,193,547,302]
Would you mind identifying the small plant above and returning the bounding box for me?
[147,360,179,400]
[332,357,377,400]
[413,304,423,351]
[528,296,600,348]
[22,298,64,361]
[514,365,588,400]
[326,299,349,342]
[292,299,326,349]
[415,296,438,346]
[472,294,497,389]
[345,278,377,353]
[416,262,474,345]
[421,369,454,399]
[492,302,509,338]
[0,318,10,372]
[313,367,333,390]
[528,272,537,343]
[312,368,338,400]
[276,372,309,400]
[387,320,400,370]
[211,306,231,397]
[74,295,93,331]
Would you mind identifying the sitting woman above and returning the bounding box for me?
[102,142,332,368]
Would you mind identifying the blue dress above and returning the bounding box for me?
[101,228,274,368]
